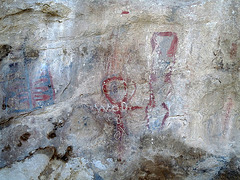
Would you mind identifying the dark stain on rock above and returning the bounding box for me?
[63,49,67,55]
[134,133,208,179]
[17,141,22,147]
[0,125,33,168]
[215,170,240,180]
[139,133,206,159]
[0,8,33,21]
[2,103,6,110]
[47,131,56,139]
[2,145,11,152]
[60,146,73,162]
[53,146,73,162]
[214,156,240,180]
[40,3,71,18]
[52,120,65,130]
[38,146,74,179]
[0,44,12,61]
[0,116,14,130]
[2,99,7,110]
[137,158,176,180]
[20,132,31,141]
[82,47,88,55]
[42,4,61,17]
[38,165,54,180]
[25,48,39,59]
[1,100,9,110]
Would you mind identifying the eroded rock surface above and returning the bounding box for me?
[0,0,240,179]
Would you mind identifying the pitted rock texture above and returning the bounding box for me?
[0,0,240,179]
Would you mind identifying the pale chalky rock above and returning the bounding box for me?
[0,0,240,179]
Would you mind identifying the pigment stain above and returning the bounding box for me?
[121,11,129,15]
[20,132,31,141]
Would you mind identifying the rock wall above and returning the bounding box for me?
[0,0,240,179]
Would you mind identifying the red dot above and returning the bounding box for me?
[121,11,129,15]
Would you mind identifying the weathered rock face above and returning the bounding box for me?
[0,0,240,179]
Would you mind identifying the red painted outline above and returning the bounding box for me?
[121,11,129,15]
[161,102,169,128]
[102,76,127,106]
[102,76,142,160]
[230,43,237,59]
[151,32,178,57]
[102,76,142,138]
[223,98,233,137]
[146,32,178,129]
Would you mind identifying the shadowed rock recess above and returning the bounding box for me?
[0,0,240,179]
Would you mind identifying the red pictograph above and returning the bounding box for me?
[151,32,178,57]
[146,32,178,129]
[102,76,142,140]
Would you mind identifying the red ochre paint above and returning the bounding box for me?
[144,73,156,128]
[33,78,48,84]
[102,76,142,160]
[164,71,172,83]
[223,98,233,137]
[146,32,178,129]
[151,32,178,57]
[102,76,143,120]
[33,86,49,91]
[30,69,55,109]
[34,94,51,101]
[121,11,129,14]
[230,43,237,59]
[161,102,169,128]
